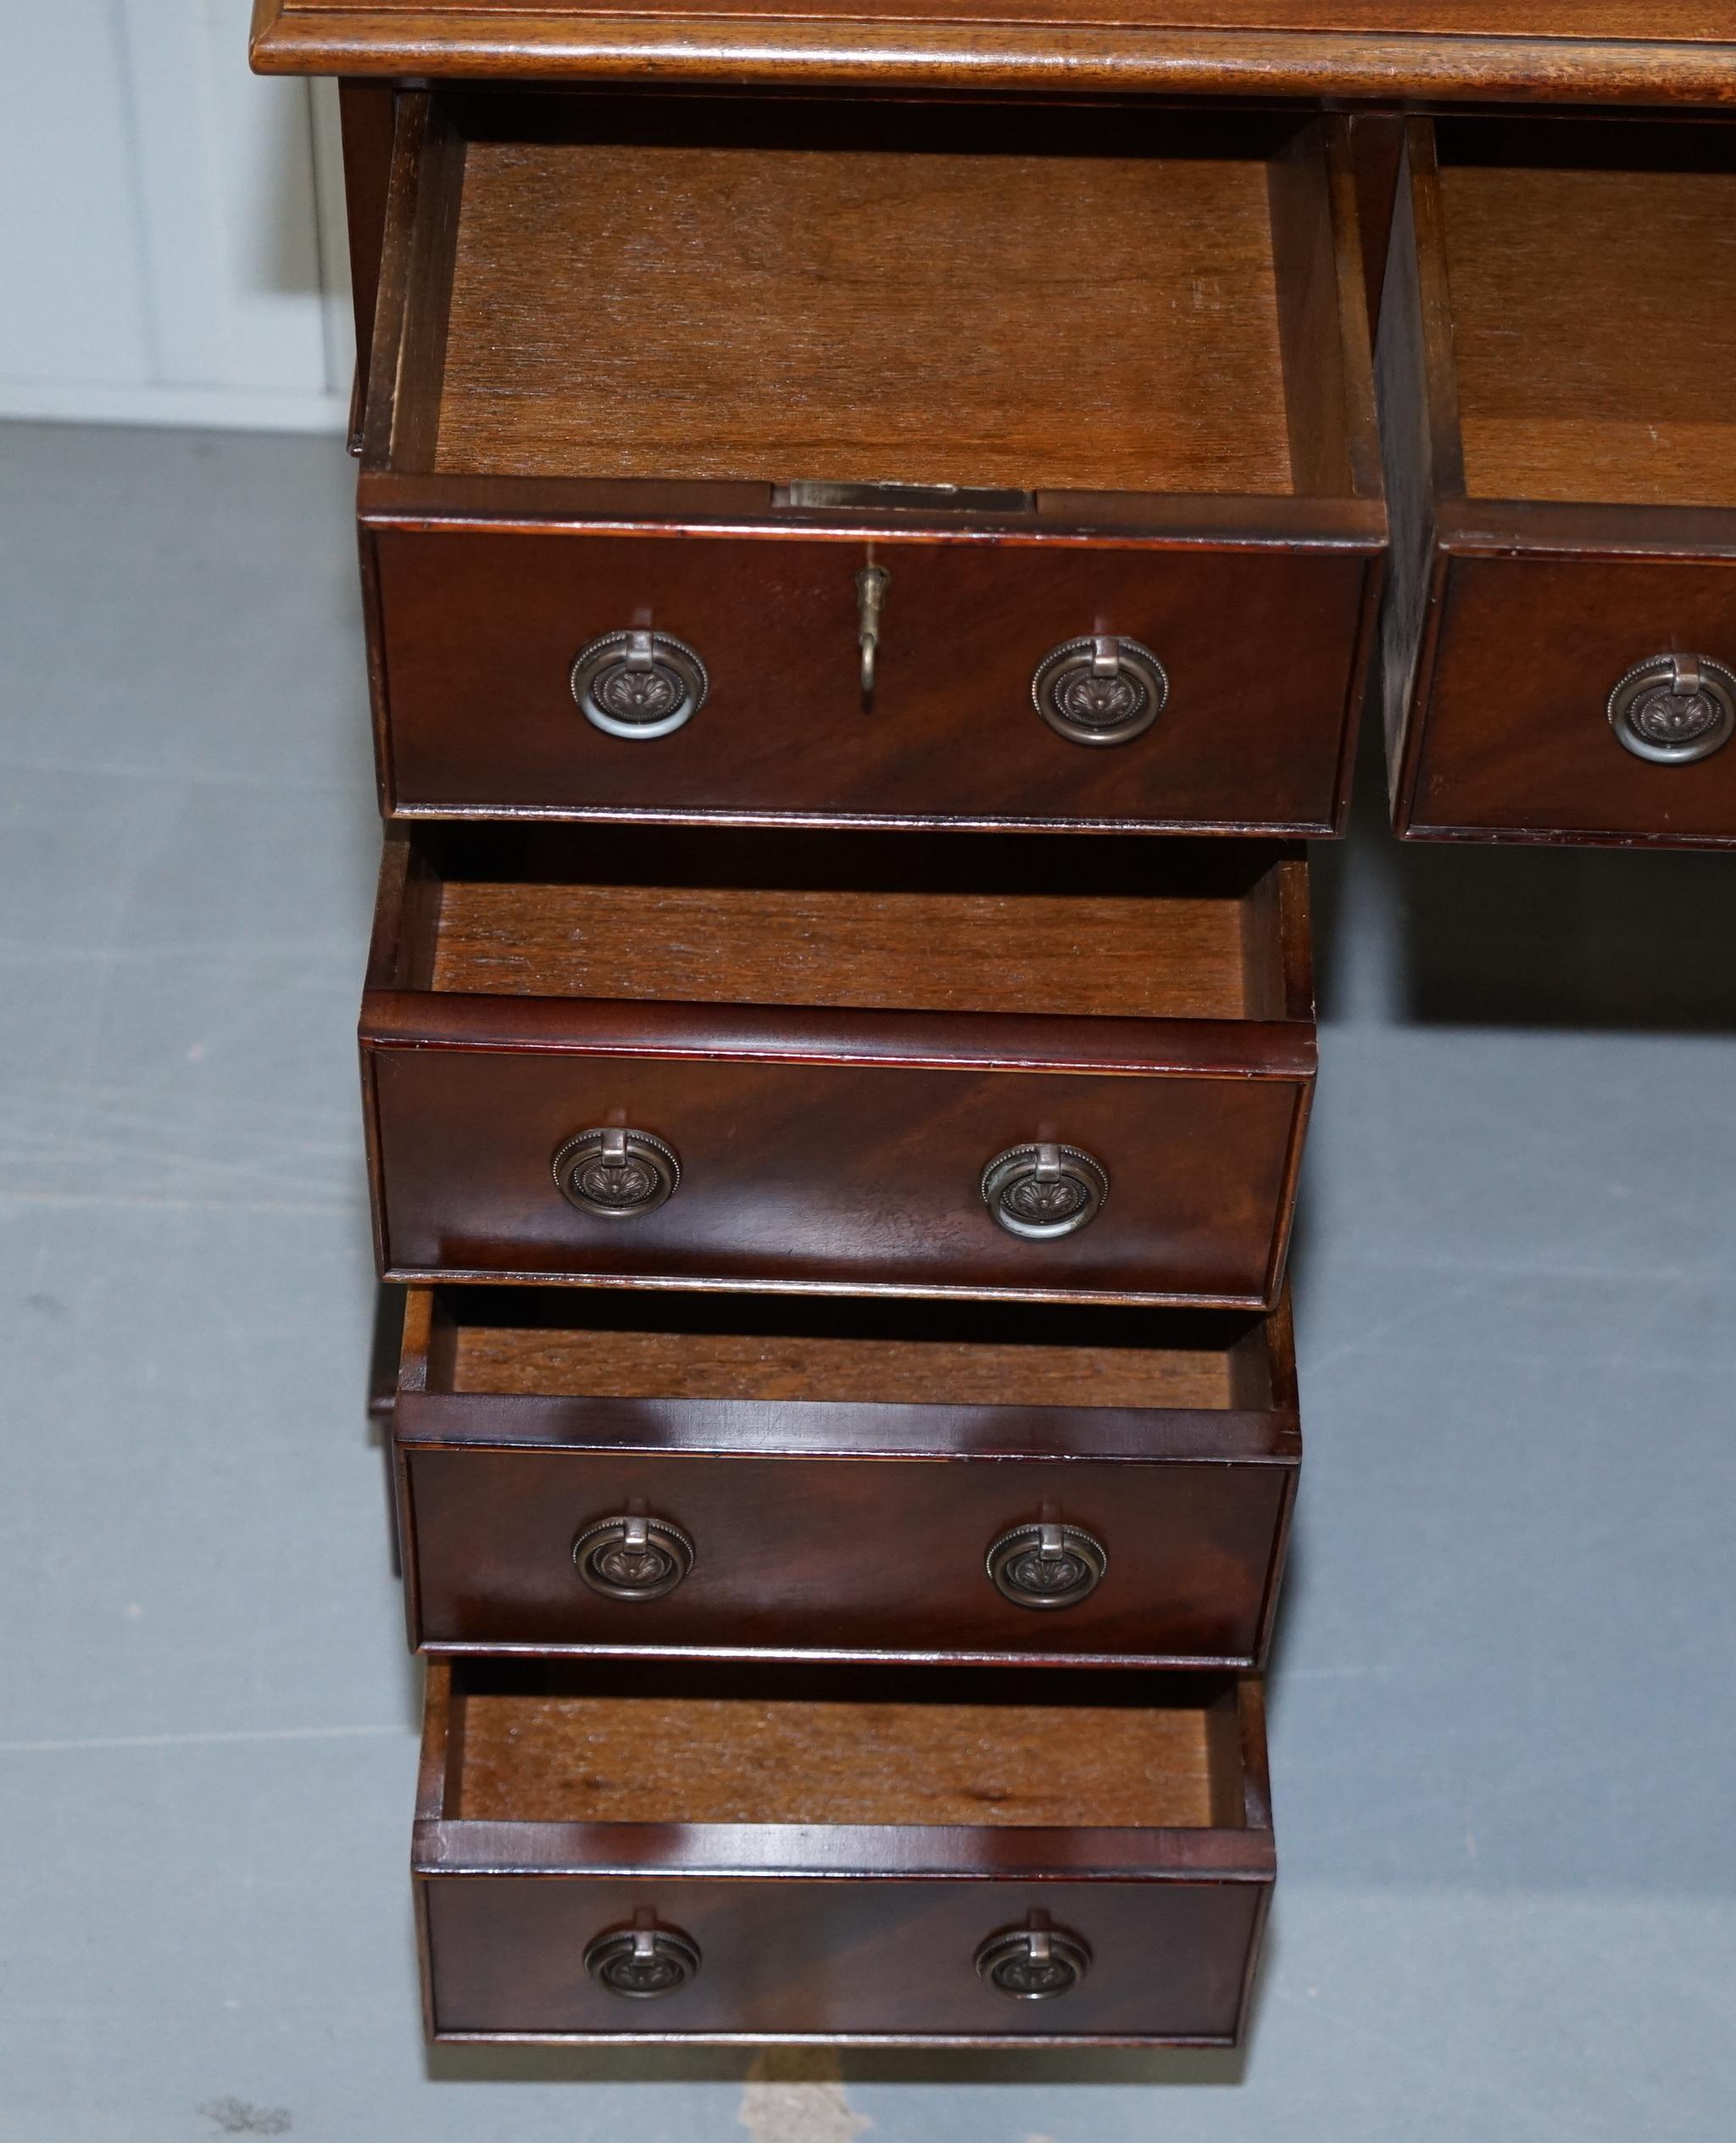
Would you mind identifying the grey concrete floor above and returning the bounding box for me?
[3,419,1733,2141]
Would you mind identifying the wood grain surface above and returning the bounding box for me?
[251,2,1736,108]
[1380,115,1736,846]
[363,832,1311,1305]
[431,880,1251,1020]
[398,1434,1294,1665]
[415,1284,1288,1420]
[359,96,1382,838]
[415,1664,1271,2041]
[1439,125,1736,509]
[451,1320,1234,1409]
[393,1291,1295,1667]
[368,520,1380,838]
[420,823,1270,1021]
[364,1044,1310,1303]
[454,1681,1220,1829]
[418,1873,1269,2042]
[435,128,1292,495]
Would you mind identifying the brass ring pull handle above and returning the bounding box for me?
[981,1143,1109,1240]
[856,565,891,700]
[1032,636,1168,745]
[553,1127,680,1219]
[976,1920,1092,2001]
[570,629,709,740]
[584,1923,702,1999]
[987,1521,1107,1611]
[573,1512,695,1601]
[1607,653,1735,764]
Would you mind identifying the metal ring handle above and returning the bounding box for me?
[1607,652,1735,765]
[553,1128,680,1219]
[570,630,709,741]
[987,1521,1107,1611]
[1032,636,1168,746]
[981,1144,1109,1240]
[584,1923,701,2000]
[976,1922,1092,2001]
[573,1513,695,1601]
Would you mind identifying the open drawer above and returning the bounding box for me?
[415,1659,1272,2044]
[360,827,1314,1307]
[393,1286,1299,1667]
[1381,114,1736,846]
[360,90,1383,837]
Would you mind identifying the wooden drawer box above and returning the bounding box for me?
[1381,115,1736,846]
[393,1287,1299,1667]
[360,91,1383,837]
[415,1659,1272,2045]
[360,828,1314,1306]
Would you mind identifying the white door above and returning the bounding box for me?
[0,0,349,431]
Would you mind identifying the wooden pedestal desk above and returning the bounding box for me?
[252,0,1736,2051]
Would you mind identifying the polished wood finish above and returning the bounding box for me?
[1380,114,1736,847]
[431,878,1252,1018]
[371,519,1380,836]
[234,5,1401,2057]
[360,828,1314,1306]
[393,1288,1299,1666]
[252,1,1736,107]
[361,91,1382,837]
[442,1295,1242,1406]
[454,1673,1221,1829]
[368,1282,406,1426]
[415,1657,1273,2043]
[337,79,396,448]
[438,120,1293,493]
[1443,136,1736,509]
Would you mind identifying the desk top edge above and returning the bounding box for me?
[249,3,1736,105]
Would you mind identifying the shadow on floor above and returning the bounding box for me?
[1312,690,1736,1034]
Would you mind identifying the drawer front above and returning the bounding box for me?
[1409,554,1736,843]
[422,1874,1263,2042]
[401,1444,1291,1665]
[372,529,1372,834]
[368,1049,1305,1305]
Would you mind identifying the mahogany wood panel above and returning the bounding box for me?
[437,1292,1244,1407]
[1379,115,1736,847]
[1403,553,1736,842]
[337,80,395,448]
[359,92,1383,837]
[251,2,1736,108]
[431,881,1250,1018]
[393,1288,1299,1665]
[1439,137,1736,510]
[370,524,1380,836]
[450,1333,1232,1405]
[438,127,1292,494]
[359,830,1315,1306]
[455,1679,1219,1829]
[1348,111,1405,330]
[415,1659,1273,2043]
[365,1031,1309,1303]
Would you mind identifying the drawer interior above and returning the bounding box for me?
[379,92,1372,501]
[379,827,1308,1024]
[1433,118,1736,509]
[436,1659,1252,1830]
[409,1286,1282,1412]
